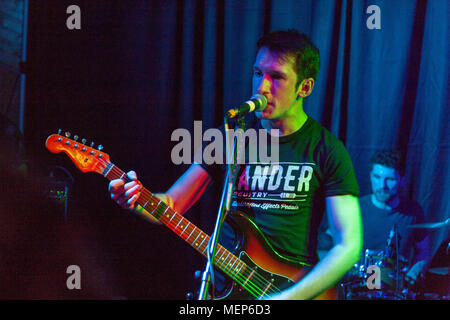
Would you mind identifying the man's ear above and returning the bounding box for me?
[298,78,315,98]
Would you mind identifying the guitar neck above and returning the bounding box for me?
[102,163,249,285]
[45,132,281,299]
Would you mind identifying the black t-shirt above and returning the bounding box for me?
[359,194,426,261]
[199,116,359,264]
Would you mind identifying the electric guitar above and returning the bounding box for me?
[45,131,336,300]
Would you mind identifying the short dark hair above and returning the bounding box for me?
[370,150,405,175]
[257,29,320,87]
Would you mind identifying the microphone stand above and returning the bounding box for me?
[198,116,245,300]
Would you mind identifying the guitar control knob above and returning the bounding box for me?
[65,132,71,138]
[82,138,87,144]
[58,129,62,135]
[74,135,79,141]
[90,142,95,147]
[97,145,103,151]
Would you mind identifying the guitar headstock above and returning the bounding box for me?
[45,130,110,175]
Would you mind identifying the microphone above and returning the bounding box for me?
[226,94,268,119]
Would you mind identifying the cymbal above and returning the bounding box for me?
[408,218,450,229]
[428,267,449,276]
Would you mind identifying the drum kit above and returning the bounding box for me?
[339,218,449,300]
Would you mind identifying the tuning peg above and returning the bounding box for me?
[82,138,87,144]
[97,145,103,151]
[74,135,79,141]
[65,131,71,138]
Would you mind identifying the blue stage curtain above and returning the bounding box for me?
[117,0,448,257]
[25,0,448,298]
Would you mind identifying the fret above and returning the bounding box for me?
[230,258,242,277]
[234,262,245,277]
[231,259,244,278]
[152,200,167,220]
[228,256,238,275]
[225,252,235,272]
[175,217,183,230]
[191,231,203,248]
[185,225,196,241]
[219,251,232,270]
[180,221,190,235]
[216,248,227,265]
[102,163,114,178]
[199,233,208,248]
[141,197,155,213]
[162,208,172,220]
[200,236,209,254]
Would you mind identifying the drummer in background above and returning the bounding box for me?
[360,149,431,285]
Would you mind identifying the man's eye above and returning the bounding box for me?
[254,70,262,76]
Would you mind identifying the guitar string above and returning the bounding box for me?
[84,152,282,298]
[99,160,283,298]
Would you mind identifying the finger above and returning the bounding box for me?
[109,179,125,192]
[127,192,141,209]
[110,187,125,201]
[127,170,138,181]
[125,184,141,198]
[124,180,140,191]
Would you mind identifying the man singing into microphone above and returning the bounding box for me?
[109,29,362,300]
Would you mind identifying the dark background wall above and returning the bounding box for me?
[0,0,447,299]
[0,0,23,127]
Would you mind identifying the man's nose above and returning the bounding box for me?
[256,74,271,94]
